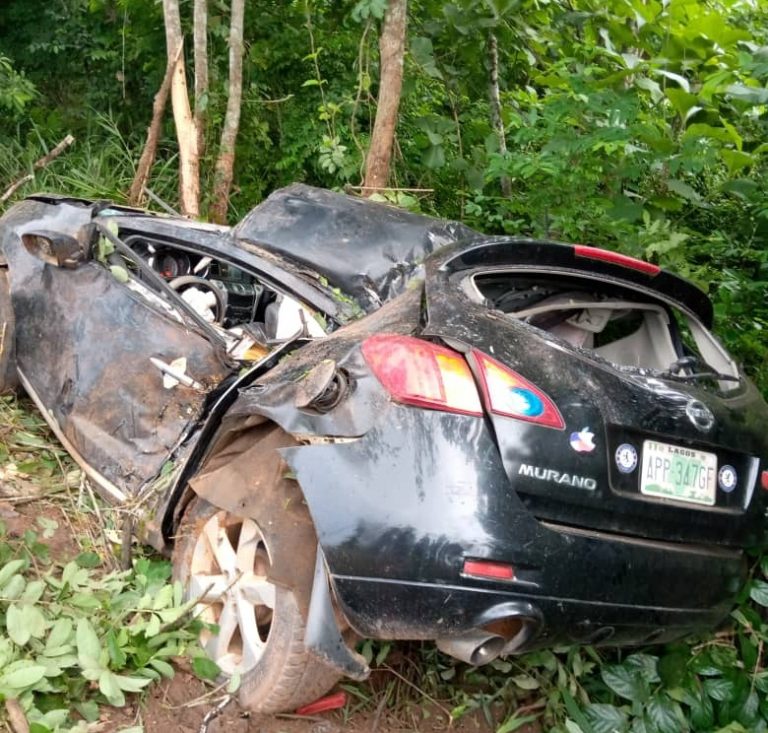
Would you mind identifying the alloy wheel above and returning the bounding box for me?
[188,512,276,676]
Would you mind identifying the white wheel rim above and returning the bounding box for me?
[188,512,276,676]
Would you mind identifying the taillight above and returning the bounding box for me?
[362,334,482,416]
[574,244,660,276]
[472,351,564,430]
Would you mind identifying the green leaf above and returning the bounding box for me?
[113,674,152,692]
[74,700,100,722]
[602,664,648,703]
[226,671,241,694]
[665,88,699,117]
[192,656,221,681]
[0,558,25,588]
[3,573,25,599]
[665,179,702,204]
[152,584,174,610]
[5,604,28,645]
[497,715,541,733]
[657,69,690,93]
[109,265,129,283]
[422,144,445,170]
[28,724,52,733]
[22,579,45,603]
[6,603,46,645]
[725,83,768,104]
[1,663,46,689]
[76,618,103,671]
[658,652,688,687]
[688,687,714,730]
[76,551,102,568]
[646,695,680,733]
[106,630,127,669]
[749,580,768,605]
[98,669,125,707]
[512,674,540,690]
[562,689,595,733]
[721,149,754,174]
[149,658,175,678]
[625,654,660,683]
[584,703,628,733]
[704,677,734,701]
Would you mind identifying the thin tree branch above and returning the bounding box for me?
[0,135,75,204]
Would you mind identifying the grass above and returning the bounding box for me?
[0,115,179,211]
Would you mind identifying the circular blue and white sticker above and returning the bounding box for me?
[718,465,737,493]
[615,443,638,474]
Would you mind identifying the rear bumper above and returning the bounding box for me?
[331,572,737,649]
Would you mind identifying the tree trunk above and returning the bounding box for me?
[362,0,407,193]
[193,0,208,161]
[209,0,246,224]
[488,33,511,198]
[162,0,200,218]
[128,53,177,206]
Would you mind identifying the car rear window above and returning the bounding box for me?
[466,271,739,390]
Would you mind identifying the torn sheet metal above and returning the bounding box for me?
[1,198,233,496]
[188,424,318,617]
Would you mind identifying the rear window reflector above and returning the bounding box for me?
[463,559,515,581]
[574,245,660,277]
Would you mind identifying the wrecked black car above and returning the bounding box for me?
[1,184,767,712]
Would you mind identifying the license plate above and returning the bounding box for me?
[640,440,717,506]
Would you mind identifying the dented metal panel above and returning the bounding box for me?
[233,184,477,312]
[1,198,233,496]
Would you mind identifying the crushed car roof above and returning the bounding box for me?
[233,184,478,310]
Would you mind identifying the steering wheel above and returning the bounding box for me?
[168,276,228,325]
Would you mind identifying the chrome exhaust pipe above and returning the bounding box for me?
[436,631,506,666]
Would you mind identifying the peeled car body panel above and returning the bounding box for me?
[1,198,233,496]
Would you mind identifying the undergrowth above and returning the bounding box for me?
[0,397,224,733]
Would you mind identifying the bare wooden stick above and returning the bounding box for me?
[5,699,30,733]
[0,134,75,204]
[347,185,433,193]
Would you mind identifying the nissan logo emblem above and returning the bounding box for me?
[686,399,715,431]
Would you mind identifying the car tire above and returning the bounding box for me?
[0,269,18,394]
[173,497,341,713]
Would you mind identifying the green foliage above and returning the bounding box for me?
[0,521,211,732]
[0,56,36,116]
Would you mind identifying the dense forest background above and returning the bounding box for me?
[2,3,768,731]
[0,0,767,392]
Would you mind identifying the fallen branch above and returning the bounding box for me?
[0,135,75,205]
[128,46,181,206]
[4,699,29,733]
[198,695,232,733]
[347,185,433,192]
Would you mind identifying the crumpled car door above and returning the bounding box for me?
[0,199,234,501]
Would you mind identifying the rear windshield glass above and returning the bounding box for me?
[467,272,739,390]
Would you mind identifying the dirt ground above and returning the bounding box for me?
[1,497,537,733]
